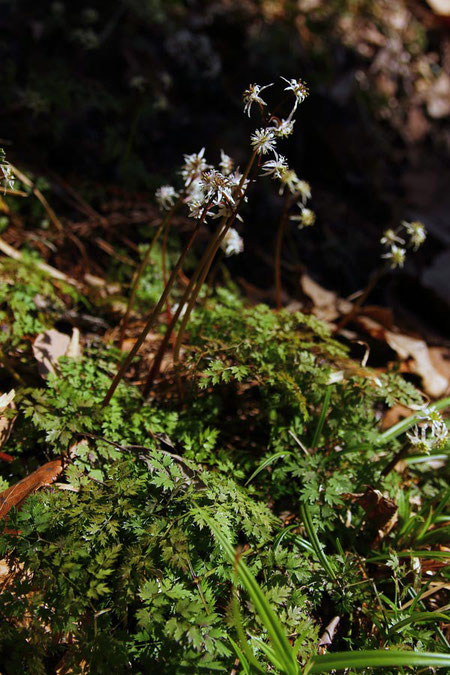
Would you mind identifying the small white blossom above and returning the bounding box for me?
[155,185,178,211]
[290,205,316,228]
[221,228,244,256]
[295,180,312,204]
[185,178,205,203]
[219,150,234,175]
[272,118,295,138]
[188,200,206,220]
[382,244,406,269]
[200,170,235,205]
[181,147,210,184]
[278,167,301,195]
[1,163,14,192]
[261,155,288,179]
[0,389,15,412]
[251,128,277,156]
[403,220,426,251]
[381,229,405,247]
[280,76,309,110]
[242,82,273,117]
[407,407,448,452]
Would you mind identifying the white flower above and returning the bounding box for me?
[278,167,301,195]
[295,180,311,204]
[155,185,178,210]
[402,220,426,251]
[407,407,448,452]
[382,244,406,269]
[280,76,309,110]
[290,205,316,228]
[251,128,277,156]
[0,389,15,412]
[261,155,288,179]
[181,147,210,184]
[1,163,14,191]
[185,178,205,203]
[200,170,235,205]
[272,118,295,138]
[188,200,206,220]
[242,82,273,117]
[381,229,405,247]
[219,150,234,176]
[212,203,243,223]
[221,228,244,256]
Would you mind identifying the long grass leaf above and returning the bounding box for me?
[311,386,332,448]
[206,516,298,675]
[386,611,450,638]
[300,502,336,581]
[304,650,450,673]
[245,451,294,486]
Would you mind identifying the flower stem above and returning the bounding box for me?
[102,214,205,407]
[274,194,291,310]
[334,263,387,333]
[118,206,179,348]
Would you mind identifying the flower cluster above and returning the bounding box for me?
[407,406,448,453]
[0,149,14,193]
[221,228,244,257]
[154,76,312,257]
[380,220,426,269]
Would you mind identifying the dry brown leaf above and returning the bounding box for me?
[381,404,413,431]
[426,0,450,16]
[0,392,16,450]
[32,328,81,377]
[385,331,449,398]
[0,459,63,520]
[301,274,352,322]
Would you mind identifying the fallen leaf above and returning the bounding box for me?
[381,404,413,431]
[0,389,16,449]
[301,275,352,322]
[344,487,397,531]
[385,331,449,398]
[0,459,63,520]
[32,328,80,377]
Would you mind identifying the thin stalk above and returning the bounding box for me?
[142,151,258,394]
[161,219,173,328]
[335,263,387,333]
[102,210,208,407]
[118,192,187,348]
[118,222,164,348]
[141,220,226,396]
[172,152,258,364]
[274,194,291,310]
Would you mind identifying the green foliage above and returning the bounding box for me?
[0,281,447,673]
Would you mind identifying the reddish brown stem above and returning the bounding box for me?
[102,220,202,407]
[274,194,291,310]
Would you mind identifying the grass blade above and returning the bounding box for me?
[304,650,450,673]
[311,386,332,449]
[245,451,294,486]
[300,502,336,582]
[386,611,450,638]
[206,515,299,675]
